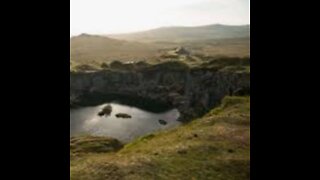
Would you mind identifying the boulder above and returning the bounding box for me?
[115,113,132,118]
[98,105,112,116]
[158,119,168,125]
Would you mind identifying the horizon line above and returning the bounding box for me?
[70,23,250,38]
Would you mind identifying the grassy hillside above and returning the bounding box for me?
[70,96,250,180]
[70,34,159,64]
[181,37,250,58]
[70,24,250,67]
[108,24,250,43]
[70,36,249,69]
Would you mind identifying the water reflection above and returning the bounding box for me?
[70,103,181,142]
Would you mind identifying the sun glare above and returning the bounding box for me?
[71,0,250,36]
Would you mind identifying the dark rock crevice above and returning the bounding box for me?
[70,62,250,122]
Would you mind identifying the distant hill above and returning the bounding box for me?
[108,24,250,43]
[71,24,250,65]
[70,34,159,64]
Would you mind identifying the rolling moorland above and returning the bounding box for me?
[70,24,250,180]
[70,24,249,69]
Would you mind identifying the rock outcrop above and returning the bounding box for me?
[115,113,132,119]
[70,61,250,121]
[98,105,112,116]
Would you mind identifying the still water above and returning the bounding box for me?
[70,103,181,142]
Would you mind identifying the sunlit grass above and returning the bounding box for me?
[70,96,250,180]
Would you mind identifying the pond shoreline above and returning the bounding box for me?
[70,102,181,142]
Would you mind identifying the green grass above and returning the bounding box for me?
[71,56,250,75]
[70,96,250,180]
[70,135,123,160]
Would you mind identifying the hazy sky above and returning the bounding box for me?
[70,0,250,36]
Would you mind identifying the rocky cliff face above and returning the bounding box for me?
[70,61,250,121]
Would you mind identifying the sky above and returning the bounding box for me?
[70,0,250,36]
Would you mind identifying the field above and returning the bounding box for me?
[70,25,250,71]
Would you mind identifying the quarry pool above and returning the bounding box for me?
[70,102,181,142]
